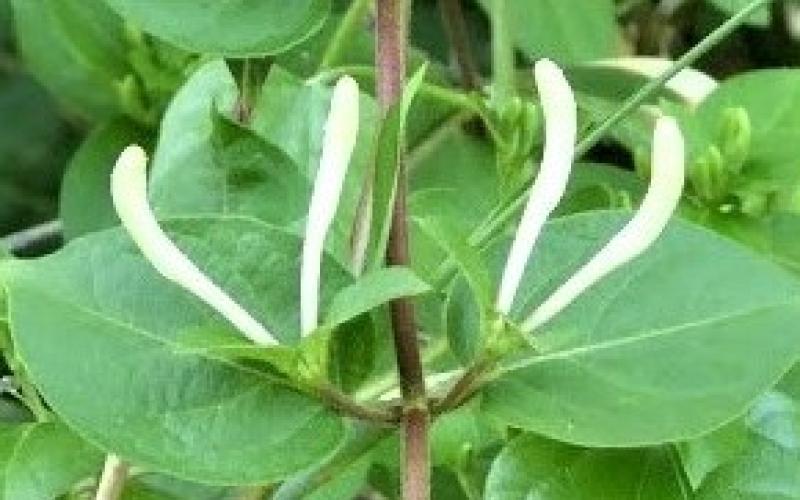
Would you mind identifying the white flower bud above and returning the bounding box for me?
[522,117,685,333]
[300,75,360,336]
[496,59,578,315]
[111,145,277,346]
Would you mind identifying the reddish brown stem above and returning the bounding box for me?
[376,0,430,499]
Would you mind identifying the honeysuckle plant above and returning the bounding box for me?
[3,0,800,499]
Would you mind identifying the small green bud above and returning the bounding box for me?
[518,101,542,158]
[737,190,770,217]
[716,107,751,176]
[634,145,651,179]
[690,145,727,202]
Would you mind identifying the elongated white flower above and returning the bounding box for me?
[300,75,360,336]
[110,145,277,346]
[495,59,578,315]
[521,117,685,333]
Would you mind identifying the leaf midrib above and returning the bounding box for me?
[502,299,800,374]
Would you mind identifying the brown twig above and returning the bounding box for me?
[376,0,431,498]
[438,0,481,90]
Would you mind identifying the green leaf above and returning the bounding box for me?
[102,0,330,57]
[150,61,377,262]
[325,267,431,328]
[485,433,686,499]
[482,211,800,447]
[148,62,310,227]
[415,216,492,363]
[122,474,233,500]
[415,217,491,309]
[681,375,800,497]
[409,130,500,278]
[364,65,429,271]
[0,420,102,500]
[2,216,349,484]
[252,67,379,256]
[10,0,128,118]
[555,163,646,217]
[60,119,152,240]
[478,0,619,64]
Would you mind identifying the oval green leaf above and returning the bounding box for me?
[101,0,330,57]
[0,421,102,500]
[485,433,685,499]
[2,216,350,484]
[482,211,800,447]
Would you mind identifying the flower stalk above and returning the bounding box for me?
[94,455,128,500]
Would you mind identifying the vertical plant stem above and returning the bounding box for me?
[95,455,129,500]
[321,0,375,70]
[490,0,515,106]
[376,0,430,499]
[438,0,480,90]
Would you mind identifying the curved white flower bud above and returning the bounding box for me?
[495,59,578,315]
[111,145,277,346]
[521,117,685,333]
[301,75,360,336]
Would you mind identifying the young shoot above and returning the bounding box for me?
[110,145,278,346]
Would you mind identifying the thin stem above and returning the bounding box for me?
[376,0,430,498]
[317,383,398,423]
[432,356,494,415]
[438,0,480,90]
[95,455,129,500]
[312,65,478,112]
[0,219,62,255]
[320,0,374,70]
[237,59,254,123]
[490,0,515,106]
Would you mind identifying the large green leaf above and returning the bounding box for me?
[485,433,685,499]
[0,420,102,500]
[1,216,350,484]
[251,66,378,256]
[102,0,330,57]
[10,0,128,118]
[681,376,800,498]
[478,0,619,64]
[150,61,377,262]
[482,211,800,447]
[148,61,310,228]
